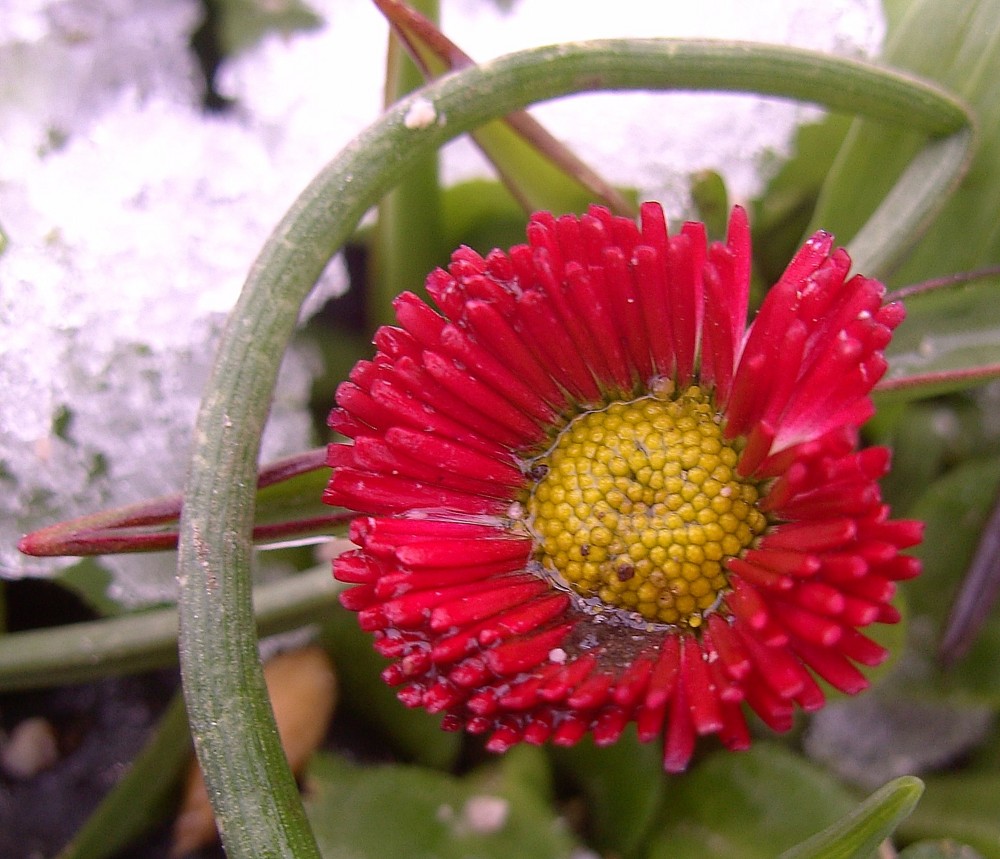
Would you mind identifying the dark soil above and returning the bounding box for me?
[0,579,203,859]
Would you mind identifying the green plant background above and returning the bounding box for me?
[5,0,1000,857]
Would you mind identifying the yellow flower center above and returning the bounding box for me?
[522,385,767,628]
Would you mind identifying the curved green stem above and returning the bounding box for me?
[176,38,974,859]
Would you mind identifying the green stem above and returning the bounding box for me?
[176,38,973,859]
[371,0,443,328]
[0,566,341,691]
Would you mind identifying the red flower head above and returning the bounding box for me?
[324,204,923,772]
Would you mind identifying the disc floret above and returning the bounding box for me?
[522,386,767,627]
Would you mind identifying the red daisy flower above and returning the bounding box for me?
[324,203,923,772]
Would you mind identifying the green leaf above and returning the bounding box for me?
[872,398,978,515]
[884,455,1000,706]
[751,114,853,286]
[56,559,122,617]
[371,0,444,328]
[900,774,1000,859]
[907,455,1000,620]
[779,776,923,859]
[647,743,858,858]
[690,170,731,242]
[214,0,323,56]
[304,747,580,859]
[812,0,1000,283]
[0,565,343,691]
[465,117,629,216]
[441,179,538,254]
[549,727,665,857]
[904,454,1000,702]
[375,0,635,217]
[252,455,340,537]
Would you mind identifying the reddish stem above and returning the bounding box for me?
[885,264,1000,302]
[18,447,339,557]
[372,0,636,216]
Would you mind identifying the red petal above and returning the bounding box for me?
[539,653,599,703]
[594,706,631,746]
[462,300,565,407]
[707,614,752,680]
[485,623,574,676]
[736,625,807,700]
[643,635,682,710]
[552,714,590,747]
[663,678,697,773]
[396,536,530,569]
[567,672,615,710]
[718,700,751,750]
[612,654,656,708]
[793,638,869,694]
[439,323,558,421]
[681,636,723,735]
[764,519,857,552]
[523,711,555,745]
[837,628,888,666]
[430,577,548,630]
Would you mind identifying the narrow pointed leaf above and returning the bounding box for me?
[779,776,924,859]
[812,0,1000,283]
[371,0,444,326]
